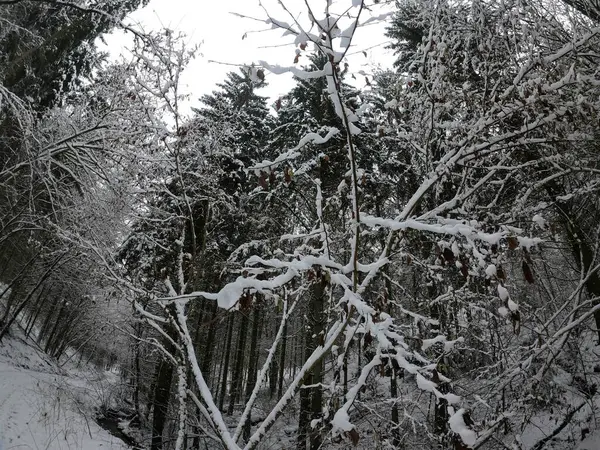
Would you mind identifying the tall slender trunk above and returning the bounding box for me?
[133,322,143,421]
[150,306,179,450]
[48,298,83,357]
[188,300,205,449]
[558,204,600,342]
[276,319,287,399]
[228,311,248,415]
[151,357,175,450]
[243,306,261,441]
[296,373,311,450]
[24,282,50,338]
[44,300,67,354]
[0,245,17,281]
[219,314,234,412]
[298,271,327,450]
[38,290,62,344]
[269,319,279,398]
[308,274,326,450]
[212,329,224,400]
[390,370,400,446]
[0,253,67,342]
[0,250,40,325]
[201,301,218,386]
[385,275,400,446]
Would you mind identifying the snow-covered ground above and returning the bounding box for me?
[579,431,600,450]
[0,330,130,450]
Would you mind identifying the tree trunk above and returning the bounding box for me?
[269,319,279,398]
[133,322,143,422]
[37,290,63,345]
[151,357,175,450]
[219,313,234,412]
[201,301,218,386]
[44,300,67,354]
[243,305,261,441]
[0,250,40,326]
[0,253,67,342]
[391,370,400,447]
[296,373,311,450]
[385,275,401,446]
[276,319,287,399]
[228,311,248,415]
[150,306,179,450]
[24,282,50,338]
[297,271,327,450]
[555,199,600,342]
[308,273,326,450]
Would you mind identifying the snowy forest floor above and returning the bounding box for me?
[2,329,600,450]
[0,326,132,450]
[3,312,600,450]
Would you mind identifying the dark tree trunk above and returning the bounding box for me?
[228,311,248,415]
[277,319,287,399]
[24,282,50,338]
[385,275,401,447]
[308,273,326,450]
[0,252,64,342]
[559,206,600,342]
[269,319,279,398]
[297,271,327,450]
[243,306,261,441]
[296,373,311,450]
[150,357,175,450]
[390,370,400,446]
[44,300,67,354]
[133,322,143,422]
[0,250,40,326]
[38,292,62,345]
[219,313,234,412]
[150,306,179,450]
[201,301,219,385]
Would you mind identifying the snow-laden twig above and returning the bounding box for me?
[158,268,298,309]
[360,215,506,245]
[187,390,221,442]
[249,127,339,172]
[332,350,381,435]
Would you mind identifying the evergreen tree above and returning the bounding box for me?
[0,0,149,110]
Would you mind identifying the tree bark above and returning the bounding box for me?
[297,270,327,450]
[277,319,287,399]
[269,319,279,398]
[24,282,50,338]
[228,311,248,415]
[150,356,175,450]
[0,253,67,342]
[556,201,600,342]
[243,305,261,441]
[150,307,179,450]
[296,373,311,450]
[308,275,325,450]
[218,313,234,412]
[201,301,218,386]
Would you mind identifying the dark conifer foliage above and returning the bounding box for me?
[0,0,149,110]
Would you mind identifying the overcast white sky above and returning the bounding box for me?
[104,0,395,112]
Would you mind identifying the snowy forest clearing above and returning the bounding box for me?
[0,328,131,449]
